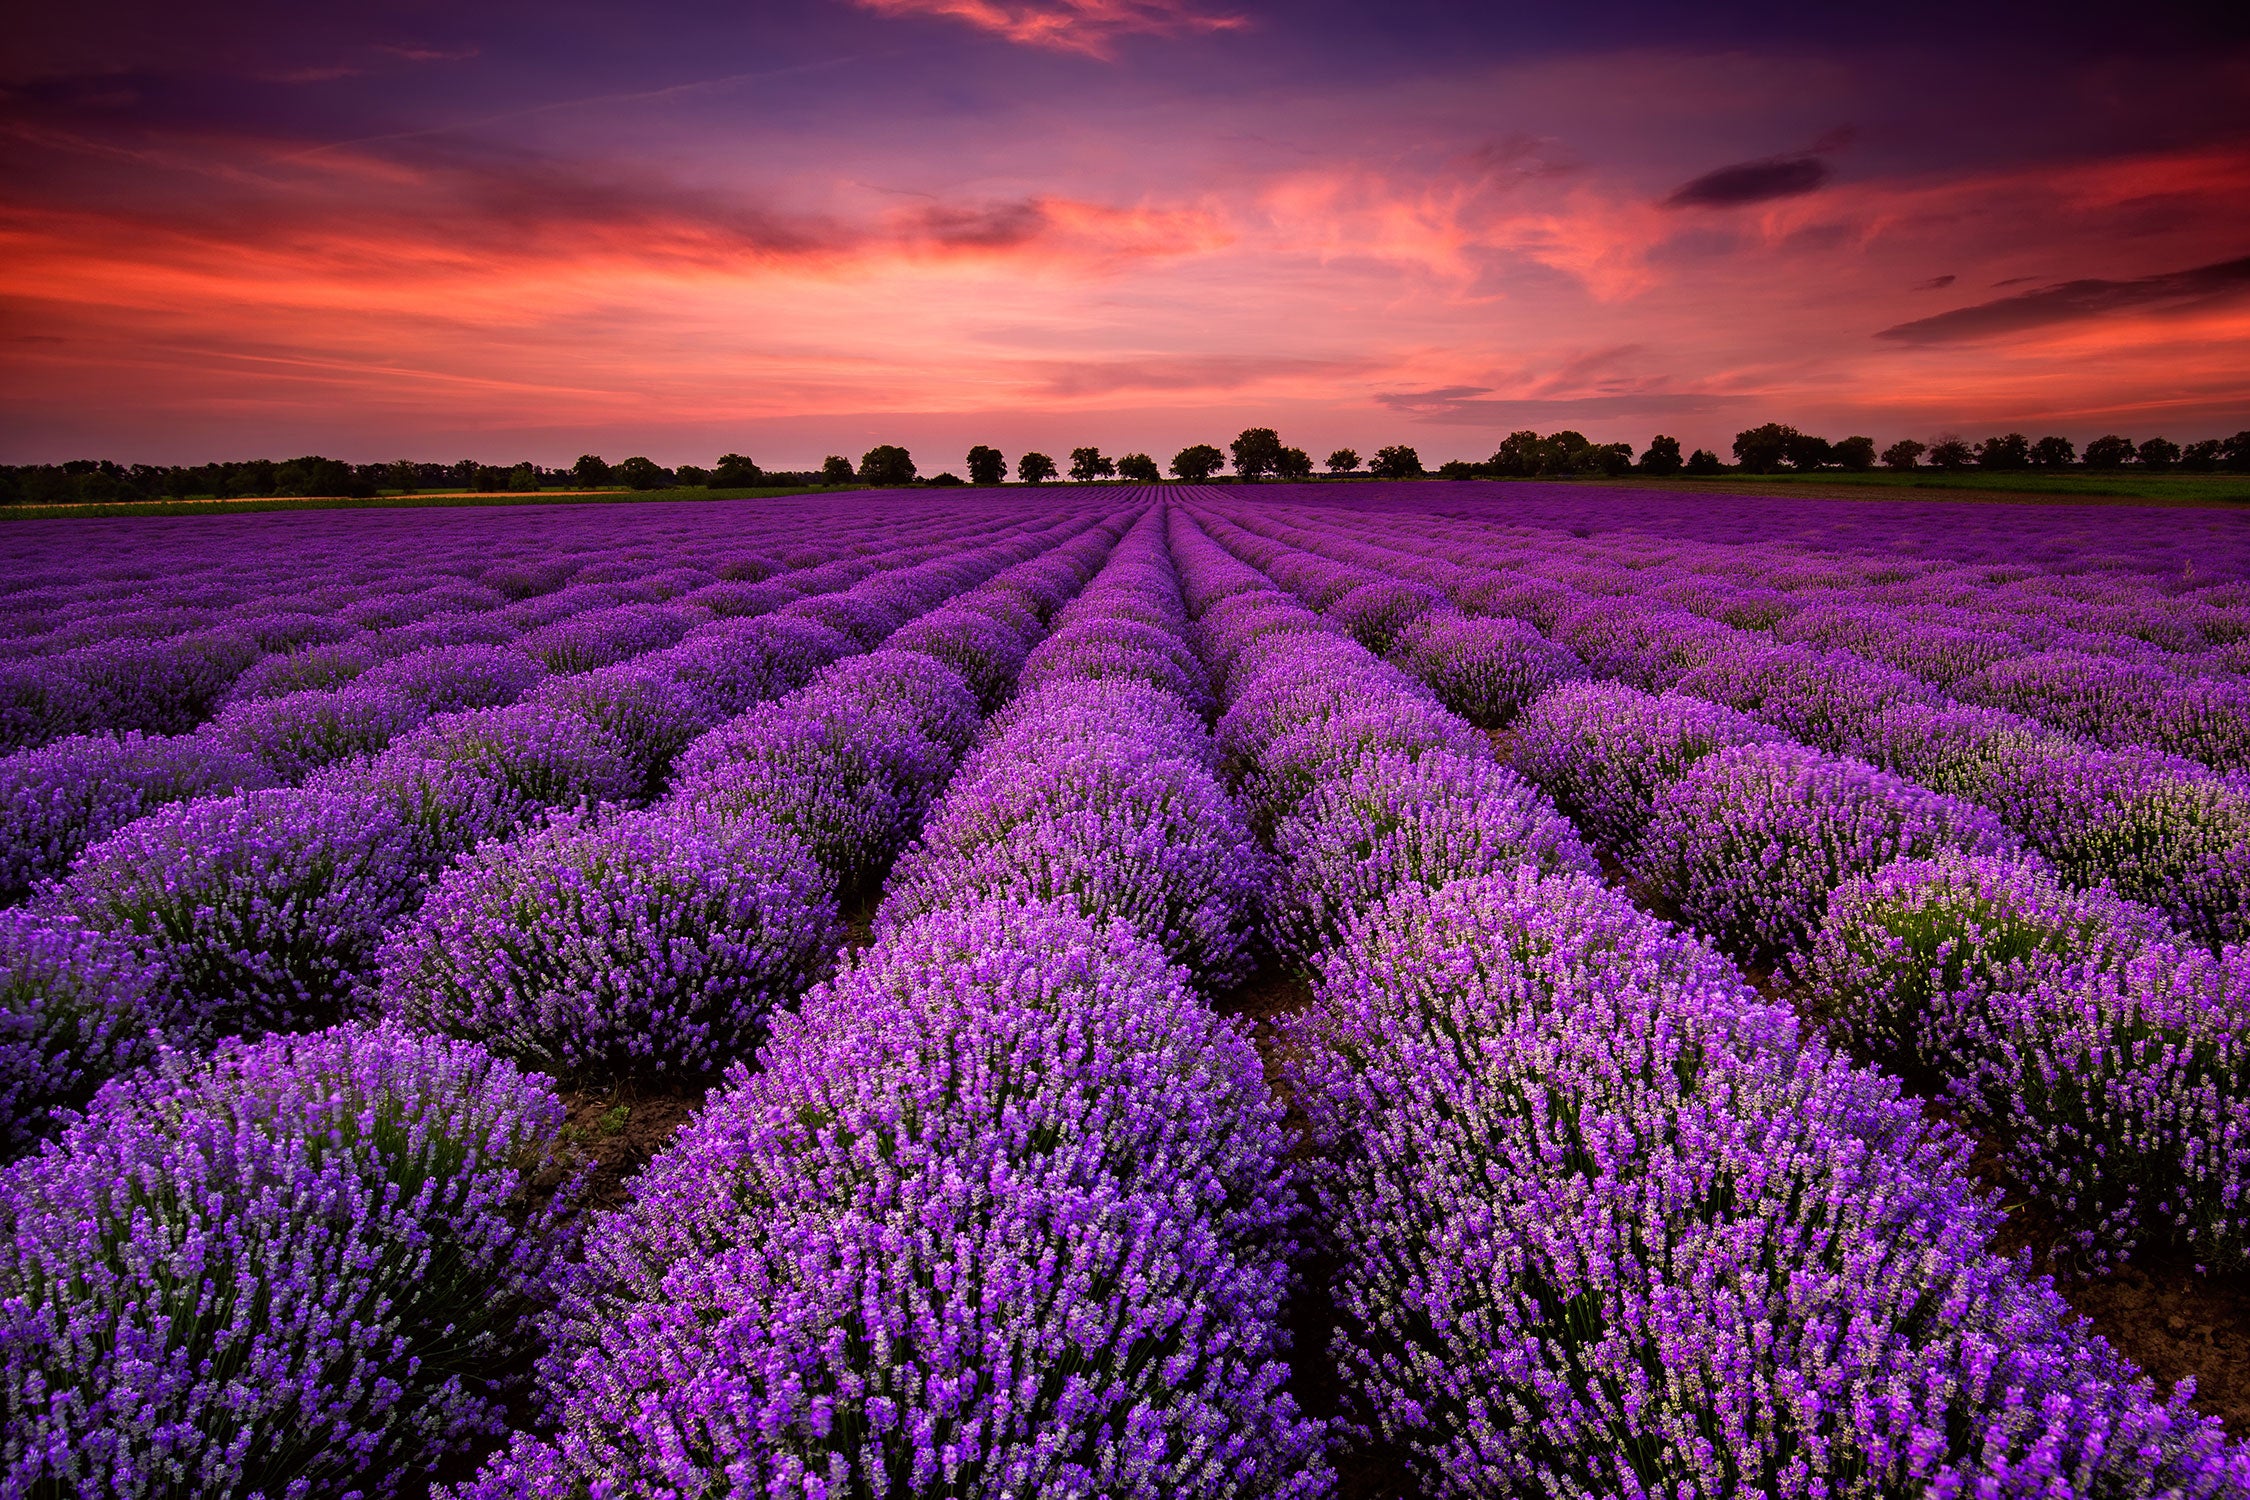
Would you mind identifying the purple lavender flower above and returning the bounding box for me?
[360,642,549,714]
[0,910,159,1155]
[206,680,429,781]
[1322,579,1444,654]
[0,1022,579,1498]
[379,806,838,1083]
[219,638,381,703]
[390,701,641,812]
[1388,611,1589,729]
[0,731,274,903]
[533,662,720,794]
[45,786,425,1038]
[886,604,1034,710]
[463,899,1322,1500]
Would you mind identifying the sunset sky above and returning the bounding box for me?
[4,0,2247,470]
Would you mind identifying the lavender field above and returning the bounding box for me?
[5,484,2250,1498]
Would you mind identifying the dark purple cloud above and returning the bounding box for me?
[1663,154,1829,209]
[1914,273,1956,290]
[1876,254,2250,344]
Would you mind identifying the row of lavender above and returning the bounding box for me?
[0,507,1143,1496]
[0,495,1037,754]
[1300,496,2250,772]
[462,508,1326,1496]
[1185,499,2250,1275]
[1162,506,2246,1495]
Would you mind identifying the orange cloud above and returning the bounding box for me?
[851,0,1245,58]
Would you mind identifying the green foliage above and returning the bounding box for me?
[1017,450,1058,484]
[1326,448,1359,474]
[1170,444,1224,481]
[966,445,1007,485]
[856,445,917,486]
[1230,427,1284,480]
[1370,444,1423,479]
[1115,452,1160,482]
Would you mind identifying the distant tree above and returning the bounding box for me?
[1581,442,1633,476]
[1639,435,1683,475]
[2083,435,2133,470]
[1783,431,1832,471]
[1685,448,1724,475]
[1171,444,1225,482]
[2028,435,2076,469]
[2223,432,2250,473]
[1437,460,1483,480]
[572,454,612,487]
[858,446,917,486]
[1976,433,2030,470]
[386,459,420,493]
[507,462,541,492]
[1276,446,1314,480]
[1116,452,1160,482]
[1068,446,1116,482]
[1732,423,1797,474]
[2179,440,2223,473]
[275,456,366,497]
[1326,448,1360,474]
[820,455,855,485]
[1881,438,1926,470]
[673,465,710,487]
[1832,435,1877,471]
[451,459,480,487]
[1230,428,1284,481]
[474,466,511,492]
[1491,431,1542,477]
[966,445,1007,485]
[924,472,966,487]
[1926,437,1973,471]
[2135,436,2180,472]
[711,453,762,487]
[617,456,668,490]
[1017,451,1058,485]
[1370,445,1424,479]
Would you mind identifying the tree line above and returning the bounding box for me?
[6,422,2246,506]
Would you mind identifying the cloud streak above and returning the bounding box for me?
[1664,154,1830,209]
[1875,254,2250,344]
[851,0,1246,57]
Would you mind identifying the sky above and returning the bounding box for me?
[3,0,2247,471]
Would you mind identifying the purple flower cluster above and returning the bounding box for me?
[44,787,424,1038]
[1803,852,2250,1266]
[1386,610,1588,729]
[0,910,159,1155]
[389,701,642,814]
[1281,868,2245,1496]
[465,898,1320,1500]
[379,806,839,1082]
[0,1022,578,1498]
[1642,740,2021,966]
[0,731,274,903]
[206,679,430,780]
[360,641,548,713]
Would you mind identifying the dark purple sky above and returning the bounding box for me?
[4,0,2246,468]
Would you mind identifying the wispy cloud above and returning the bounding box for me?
[851,0,1245,58]
[1876,254,2250,344]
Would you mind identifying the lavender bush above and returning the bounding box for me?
[0,910,158,1155]
[1387,611,1588,729]
[379,807,839,1083]
[463,899,1322,1500]
[0,1023,579,1498]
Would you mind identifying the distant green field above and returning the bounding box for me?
[1587,469,2250,506]
[0,485,831,522]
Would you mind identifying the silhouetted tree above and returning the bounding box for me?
[1171,444,1225,481]
[386,460,420,493]
[1976,433,2030,470]
[858,446,917,486]
[2223,432,2250,473]
[673,465,709,487]
[617,457,668,490]
[1881,439,1926,470]
[1588,442,1634,476]
[507,462,540,492]
[1326,448,1360,474]
[1116,452,1160,482]
[1276,446,1314,480]
[2029,436,2076,469]
[2083,435,2133,470]
[711,453,762,487]
[572,454,612,486]
[1370,445,1424,479]
[2180,440,2223,473]
[1231,428,1284,481]
[1017,451,1058,485]
[924,472,966,486]
[1783,431,1832,471]
[1639,435,1683,475]
[820,455,854,484]
[1732,423,1797,474]
[1686,448,1724,475]
[1069,446,1115,482]
[1491,431,1542,477]
[451,459,480,487]
[2136,437,2180,472]
[1832,436,1877,471]
[1927,437,1973,471]
[966,445,1007,485]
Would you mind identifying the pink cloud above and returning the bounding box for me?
[851,0,1245,58]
